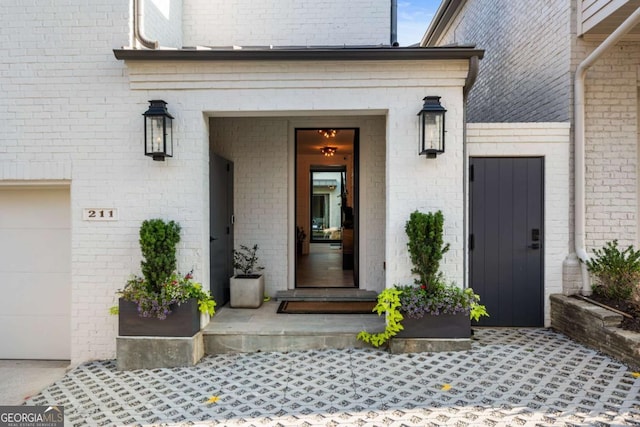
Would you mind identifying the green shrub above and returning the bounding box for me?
[585,240,640,301]
[358,210,488,348]
[115,219,216,319]
[139,219,181,292]
[405,210,450,289]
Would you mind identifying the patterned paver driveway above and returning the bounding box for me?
[27,329,640,426]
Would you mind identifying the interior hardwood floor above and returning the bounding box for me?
[296,243,355,288]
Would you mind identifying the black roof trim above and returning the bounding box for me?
[113,46,484,61]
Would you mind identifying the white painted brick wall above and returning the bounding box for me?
[1,0,469,363]
[385,90,466,288]
[435,0,572,123]
[1,0,141,364]
[581,42,639,250]
[210,115,387,294]
[183,0,390,47]
[209,117,289,297]
[143,0,183,48]
[467,122,571,326]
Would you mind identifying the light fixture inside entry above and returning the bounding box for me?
[318,129,338,138]
[321,146,337,157]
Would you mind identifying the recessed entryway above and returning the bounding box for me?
[0,186,71,359]
[295,129,358,288]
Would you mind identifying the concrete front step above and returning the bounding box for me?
[204,332,374,354]
[202,301,385,354]
[201,300,475,355]
[275,289,378,301]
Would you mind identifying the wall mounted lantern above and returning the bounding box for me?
[143,100,173,161]
[418,96,446,159]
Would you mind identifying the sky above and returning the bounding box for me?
[396,0,442,46]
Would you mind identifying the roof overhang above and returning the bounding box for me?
[581,2,640,39]
[113,46,484,61]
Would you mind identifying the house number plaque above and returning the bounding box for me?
[83,208,118,221]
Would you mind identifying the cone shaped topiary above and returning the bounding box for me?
[139,219,181,293]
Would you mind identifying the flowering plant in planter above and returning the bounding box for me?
[400,210,487,322]
[114,219,216,320]
[397,281,487,321]
[119,271,215,319]
[358,210,487,347]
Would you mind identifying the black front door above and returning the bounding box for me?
[469,157,544,326]
[210,153,234,305]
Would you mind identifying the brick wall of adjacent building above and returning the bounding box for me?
[435,0,572,123]
[582,41,639,249]
[435,0,640,294]
[182,0,390,47]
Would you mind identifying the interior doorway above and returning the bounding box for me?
[295,128,358,288]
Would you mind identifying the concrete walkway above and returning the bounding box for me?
[0,360,69,405]
[24,328,640,426]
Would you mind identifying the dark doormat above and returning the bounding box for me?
[277,300,376,314]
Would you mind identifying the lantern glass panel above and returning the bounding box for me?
[146,116,165,155]
[420,111,444,154]
[165,117,173,157]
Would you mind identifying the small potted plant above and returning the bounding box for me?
[358,210,488,347]
[116,219,216,337]
[230,244,265,308]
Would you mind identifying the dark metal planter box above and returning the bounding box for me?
[119,298,200,337]
[396,311,471,339]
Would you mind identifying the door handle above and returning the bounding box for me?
[210,236,218,242]
[528,243,540,249]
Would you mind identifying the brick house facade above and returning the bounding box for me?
[0,0,485,363]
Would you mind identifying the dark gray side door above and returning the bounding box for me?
[469,157,544,326]
[210,153,234,305]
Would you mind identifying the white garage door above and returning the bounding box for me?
[0,187,71,359]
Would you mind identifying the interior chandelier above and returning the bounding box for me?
[321,146,337,157]
[318,129,338,138]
